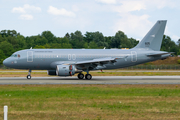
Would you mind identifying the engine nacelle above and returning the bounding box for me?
[56,65,75,76]
[47,70,57,75]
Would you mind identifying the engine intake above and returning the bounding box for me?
[56,65,75,76]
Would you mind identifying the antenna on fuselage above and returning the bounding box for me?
[30,47,32,49]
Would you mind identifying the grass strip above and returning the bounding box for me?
[0,85,180,119]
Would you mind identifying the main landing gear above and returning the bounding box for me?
[78,73,84,79]
[27,69,31,79]
[77,73,92,80]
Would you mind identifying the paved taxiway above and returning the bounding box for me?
[1,70,180,72]
[0,76,180,84]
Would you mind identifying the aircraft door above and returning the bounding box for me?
[131,51,137,62]
[72,54,76,60]
[27,51,33,62]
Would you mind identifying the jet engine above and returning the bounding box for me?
[56,65,75,76]
[47,70,57,75]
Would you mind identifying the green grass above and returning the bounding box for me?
[0,85,180,119]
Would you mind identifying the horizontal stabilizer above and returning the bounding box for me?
[146,52,171,57]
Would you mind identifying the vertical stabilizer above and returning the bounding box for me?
[134,20,167,51]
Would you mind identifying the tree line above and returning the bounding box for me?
[0,30,180,64]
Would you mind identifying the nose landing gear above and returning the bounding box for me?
[27,69,31,79]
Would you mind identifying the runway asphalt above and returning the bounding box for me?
[0,76,180,84]
[1,70,180,72]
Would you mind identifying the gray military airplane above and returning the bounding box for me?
[3,20,170,80]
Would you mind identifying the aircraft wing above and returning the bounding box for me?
[51,56,128,70]
[76,57,116,65]
[75,56,128,65]
[74,56,128,70]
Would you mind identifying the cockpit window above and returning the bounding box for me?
[11,54,20,58]
[11,54,15,57]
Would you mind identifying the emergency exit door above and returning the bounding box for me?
[27,51,33,62]
[131,51,137,62]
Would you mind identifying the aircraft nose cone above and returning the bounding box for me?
[3,59,7,66]
[3,58,10,67]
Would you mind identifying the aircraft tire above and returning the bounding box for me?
[27,75,31,79]
[85,74,92,80]
[78,73,84,79]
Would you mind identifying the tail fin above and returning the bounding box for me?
[134,20,167,51]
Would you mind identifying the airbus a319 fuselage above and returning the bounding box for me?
[3,20,170,80]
